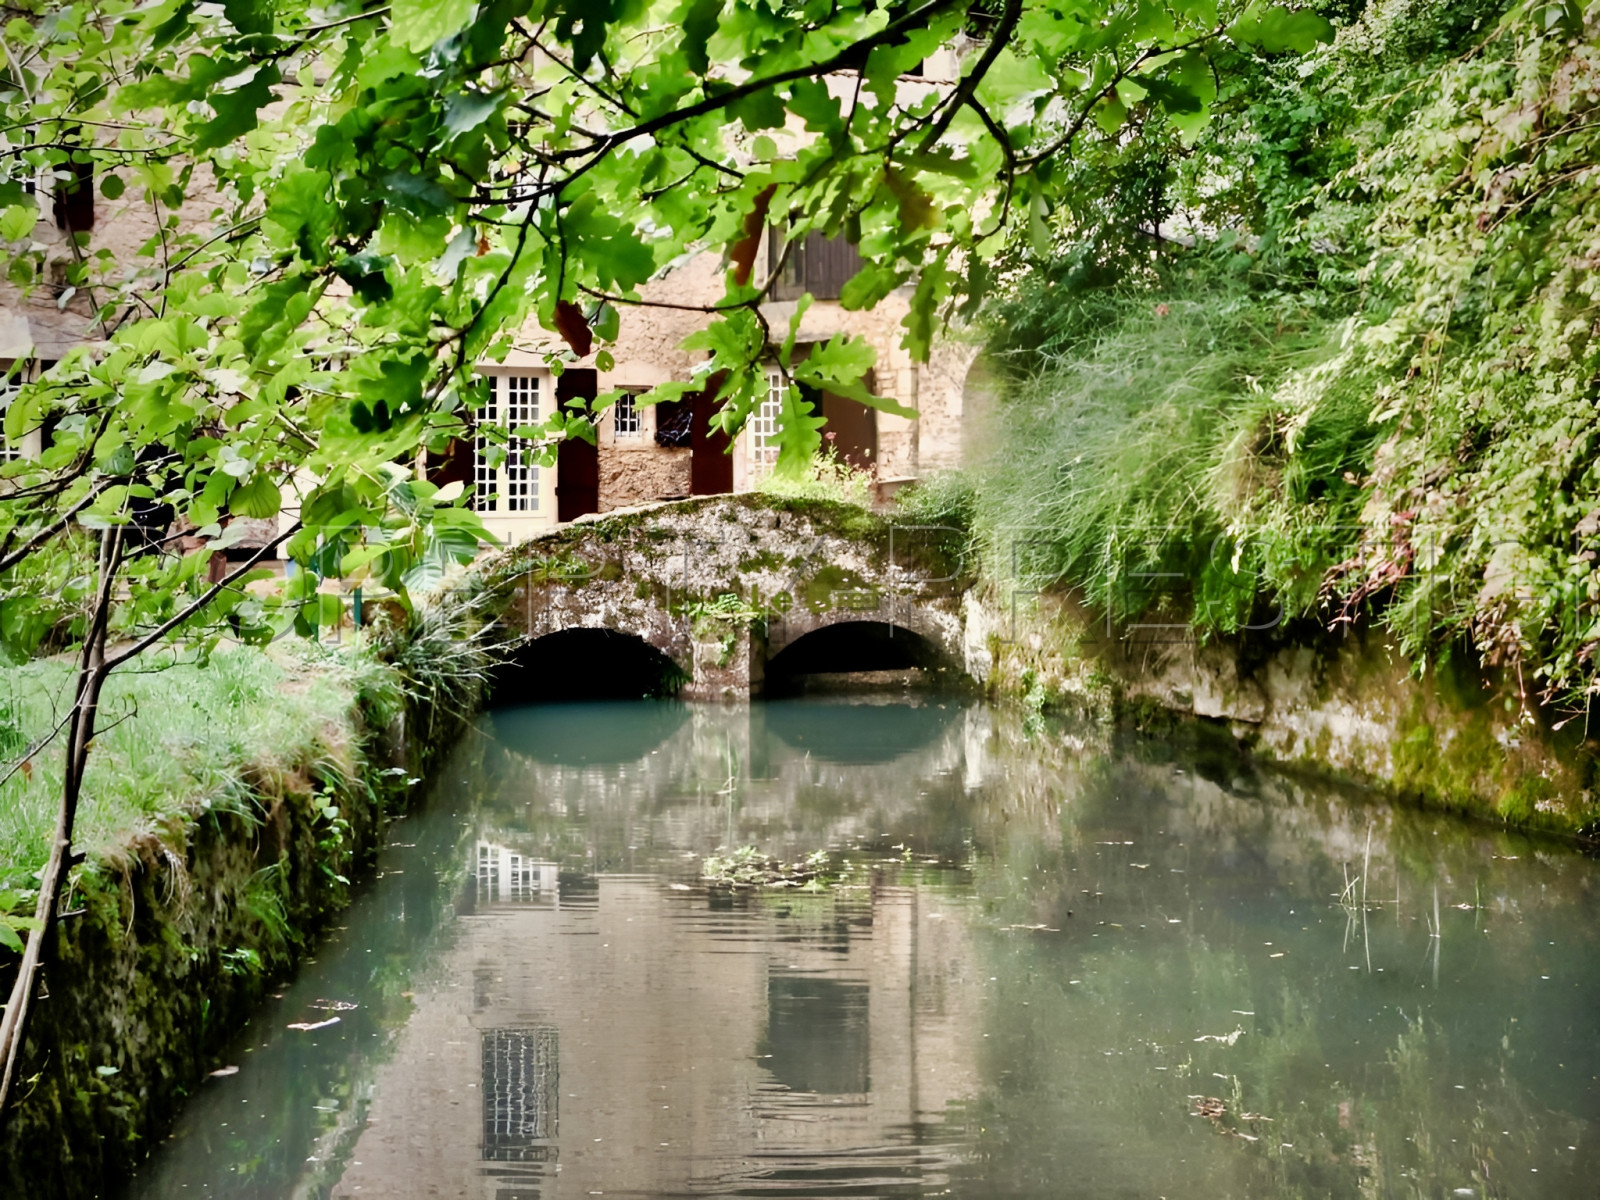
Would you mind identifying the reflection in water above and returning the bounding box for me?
[759,696,957,764]
[475,842,557,907]
[482,1026,558,1163]
[488,698,689,766]
[123,698,1600,1200]
[764,973,871,1096]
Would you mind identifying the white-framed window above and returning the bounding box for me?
[0,367,19,463]
[612,389,641,438]
[474,373,541,513]
[750,369,784,473]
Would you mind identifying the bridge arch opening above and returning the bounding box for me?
[492,628,685,704]
[763,621,955,696]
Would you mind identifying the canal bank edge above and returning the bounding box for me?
[966,586,1600,840]
[0,634,480,1200]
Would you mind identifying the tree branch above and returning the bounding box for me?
[0,478,115,575]
[103,523,300,671]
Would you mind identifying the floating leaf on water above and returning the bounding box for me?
[287,1017,341,1032]
[1194,1027,1245,1046]
[209,1066,240,1078]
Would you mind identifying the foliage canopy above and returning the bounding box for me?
[0,0,1332,656]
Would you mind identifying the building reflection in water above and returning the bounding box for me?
[476,841,559,908]
[481,1026,559,1164]
[327,702,985,1200]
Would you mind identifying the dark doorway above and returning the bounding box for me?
[690,386,733,495]
[556,369,599,522]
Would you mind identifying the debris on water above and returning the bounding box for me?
[1001,923,1059,932]
[1194,1027,1246,1046]
[287,1017,341,1032]
[701,846,836,890]
[309,999,359,1012]
[667,883,692,891]
[208,1066,239,1078]
[1191,1096,1226,1119]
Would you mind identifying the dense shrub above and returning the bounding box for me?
[975,0,1600,709]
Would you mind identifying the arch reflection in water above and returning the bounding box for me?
[758,696,958,766]
[488,697,689,766]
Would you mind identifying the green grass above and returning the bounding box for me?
[756,446,875,509]
[973,273,1381,632]
[0,644,390,891]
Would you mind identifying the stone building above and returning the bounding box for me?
[0,52,982,551]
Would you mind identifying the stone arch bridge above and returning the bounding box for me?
[463,495,976,700]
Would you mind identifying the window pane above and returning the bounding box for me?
[613,391,640,437]
[474,374,542,513]
[504,374,539,513]
[751,371,784,473]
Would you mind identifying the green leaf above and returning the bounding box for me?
[264,169,335,264]
[1228,3,1335,53]
[839,265,901,312]
[443,89,503,140]
[679,0,723,76]
[193,64,281,151]
[333,253,394,305]
[393,0,476,52]
[769,383,827,478]
[0,204,37,243]
[1138,76,1202,115]
[231,473,281,519]
[794,334,915,418]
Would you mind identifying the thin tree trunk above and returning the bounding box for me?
[0,526,123,1119]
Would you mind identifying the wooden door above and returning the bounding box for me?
[556,369,600,521]
[819,370,877,474]
[690,385,733,495]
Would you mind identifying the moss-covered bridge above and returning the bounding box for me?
[461,495,976,700]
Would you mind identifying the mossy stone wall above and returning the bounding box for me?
[975,588,1600,838]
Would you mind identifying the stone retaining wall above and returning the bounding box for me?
[970,587,1600,837]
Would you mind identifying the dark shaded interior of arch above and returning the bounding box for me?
[491,628,684,704]
[764,621,947,695]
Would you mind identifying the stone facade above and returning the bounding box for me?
[0,64,983,546]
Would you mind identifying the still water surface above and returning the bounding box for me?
[125,699,1600,1199]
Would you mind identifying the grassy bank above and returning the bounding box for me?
[0,598,498,1197]
[0,645,390,896]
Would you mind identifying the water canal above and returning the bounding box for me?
[124,698,1600,1198]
